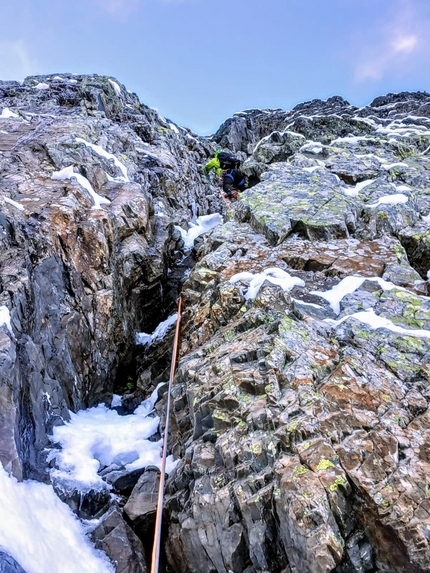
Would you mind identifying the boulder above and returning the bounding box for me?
[90,506,147,573]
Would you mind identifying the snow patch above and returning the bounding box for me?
[330,136,369,146]
[3,196,25,211]
[175,213,222,250]
[343,179,374,198]
[51,166,111,209]
[0,108,19,119]
[0,466,114,573]
[395,185,411,192]
[303,166,321,173]
[111,394,122,408]
[76,138,129,182]
[300,142,323,154]
[367,194,409,208]
[230,267,305,300]
[381,162,408,170]
[34,83,49,90]
[310,275,403,315]
[0,306,11,331]
[136,314,178,346]
[108,80,121,96]
[326,308,430,339]
[291,298,323,309]
[49,387,177,492]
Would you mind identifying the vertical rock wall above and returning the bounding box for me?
[0,74,218,480]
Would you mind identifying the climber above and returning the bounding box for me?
[222,168,248,200]
[205,150,240,176]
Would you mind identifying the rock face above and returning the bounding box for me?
[0,73,219,480]
[163,93,430,573]
[2,78,430,573]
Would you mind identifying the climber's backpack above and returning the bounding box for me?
[218,151,240,170]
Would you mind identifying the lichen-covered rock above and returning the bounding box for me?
[166,143,430,572]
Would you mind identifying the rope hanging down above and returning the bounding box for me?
[150,296,183,573]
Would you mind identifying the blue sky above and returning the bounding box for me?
[1,0,429,134]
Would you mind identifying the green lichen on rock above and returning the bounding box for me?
[317,459,336,471]
[293,465,309,477]
[329,475,346,492]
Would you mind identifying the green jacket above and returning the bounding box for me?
[205,151,223,176]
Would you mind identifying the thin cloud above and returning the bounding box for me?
[91,0,142,20]
[393,35,417,53]
[92,0,194,19]
[353,0,430,81]
[0,40,33,81]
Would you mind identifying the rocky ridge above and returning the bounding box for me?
[1,77,430,572]
[161,91,430,573]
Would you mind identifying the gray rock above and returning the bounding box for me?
[90,506,147,573]
[124,469,159,538]
[0,553,27,573]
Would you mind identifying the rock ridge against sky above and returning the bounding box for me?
[1,0,429,133]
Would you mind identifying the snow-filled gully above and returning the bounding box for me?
[0,211,224,573]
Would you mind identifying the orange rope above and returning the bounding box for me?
[150,296,182,573]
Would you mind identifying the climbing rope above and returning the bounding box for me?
[150,296,183,573]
